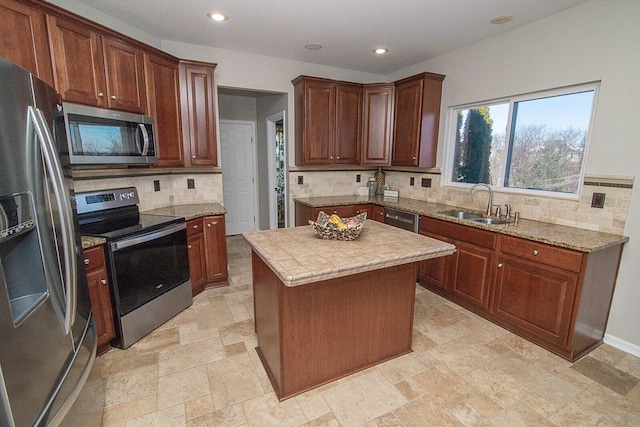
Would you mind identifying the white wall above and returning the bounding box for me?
[390,0,640,354]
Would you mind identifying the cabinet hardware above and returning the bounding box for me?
[533,250,539,256]
[497,263,503,268]
[84,259,90,265]
[101,279,107,285]
[97,92,104,98]
[193,225,198,229]
[336,156,340,159]
[188,244,192,249]
[110,95,116,100]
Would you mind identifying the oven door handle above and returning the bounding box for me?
[110,222,186,252]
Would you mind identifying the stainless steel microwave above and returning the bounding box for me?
[60,103,158,165]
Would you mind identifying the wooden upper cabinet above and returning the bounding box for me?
[102,38,147,114]
[47,15,106,107]
[48,15,147,113]
[362,83,394,165]
[0,0,53,86]
[145,53,183,167]
[334,83,362,164]
[179,60,218,167]
[293,76,362,166]
[392,72,445,167]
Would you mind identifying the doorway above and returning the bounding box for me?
[220,120,257,235]
[267,111,286,229]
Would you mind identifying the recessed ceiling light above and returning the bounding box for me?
[208,12,228,21]
[374,48,389,55]
[490,14,513,25]
[304,44,322,50]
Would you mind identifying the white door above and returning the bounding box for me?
[220,120,256,235]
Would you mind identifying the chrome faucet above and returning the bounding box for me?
[468,183,493,216]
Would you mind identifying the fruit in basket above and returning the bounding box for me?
[328,214,347,230]
[346,220,357,229]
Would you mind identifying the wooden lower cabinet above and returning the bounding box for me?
[418,216,624,361]
[371,205,385,223]
[294,201,358,226]
[186,218,207,296]
[204,215,228,286]
[83,245,115,356]
[186,216,228,295]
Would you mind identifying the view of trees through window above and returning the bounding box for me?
[451,87,596,194]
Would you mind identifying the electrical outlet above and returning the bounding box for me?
[187,178,195,189]
[297,175,304,185]
[153,180,160,192]
[591,192,605,208]
[356,174,361,183]
[410,177,415,186]
[421,178,432,188]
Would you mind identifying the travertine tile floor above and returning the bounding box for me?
[64,235,640,426]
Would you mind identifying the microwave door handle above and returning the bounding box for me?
[29,106,77,334]
[138,123,150,156]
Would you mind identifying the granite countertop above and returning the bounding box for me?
[81,235,106,249]
[243,220,455,287]
[143,203,227,220]
[294,195,629,252]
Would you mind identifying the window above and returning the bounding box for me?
[447,84,598,196]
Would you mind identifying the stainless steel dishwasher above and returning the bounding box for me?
[384,207,419,233]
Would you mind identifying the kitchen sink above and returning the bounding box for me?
[438,211,484,220]
[471,217,508,225]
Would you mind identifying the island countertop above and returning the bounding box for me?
[243,220,455,287]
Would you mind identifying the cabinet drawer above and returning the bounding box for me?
[82,246,105,271]
[500,236,583,273]
[186,218,204,236]
[420,216,496,250]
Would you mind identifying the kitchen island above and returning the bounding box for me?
[243,220,455,400]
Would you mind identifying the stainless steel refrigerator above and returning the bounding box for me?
[0,57,96,426]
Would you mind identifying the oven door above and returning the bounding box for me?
[109,222,189,316]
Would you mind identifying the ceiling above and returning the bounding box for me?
[73,0,592,75]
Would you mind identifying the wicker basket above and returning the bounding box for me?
[309,211,367,241]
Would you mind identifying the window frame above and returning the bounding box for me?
[443,82,600,200]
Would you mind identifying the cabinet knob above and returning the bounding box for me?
[101,279,107,285]
[336,156,340,159]
[193,225,198,229]
[385,156,388,160]
[533,250,539,256]
[330,156,333,159]
[84,259,90,265]
[188,244,192,249]
[192,155,196,159]
[497,263,503,268]
[412,156,416,160]
[110,95,117,100]
[97,92,104,98]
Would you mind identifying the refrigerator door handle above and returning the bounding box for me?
[28,106,77,334]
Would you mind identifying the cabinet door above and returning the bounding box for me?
[362,84,393,165]
[493,253,578,346]
[47,15,107,107]
[102,37,147,114]
[187,233,207,296]
[180,61,218,166]
[83,246,115,353]
[449,240,494,309]
[334,84,362,164]
[145,53,183,167]
[392,77,423,166]
[204,215,228,284]
[302,80,335,164]
[371,205,385,223]
[0,0,53,86]
[418,232,452,291]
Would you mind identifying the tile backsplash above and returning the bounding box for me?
[73,173,223,212]
[290,170,633,235]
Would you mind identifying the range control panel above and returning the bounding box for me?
[75,187,140,214]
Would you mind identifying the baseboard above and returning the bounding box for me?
[603,333,640,357]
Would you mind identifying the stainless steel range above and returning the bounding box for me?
[76,187,192,348]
